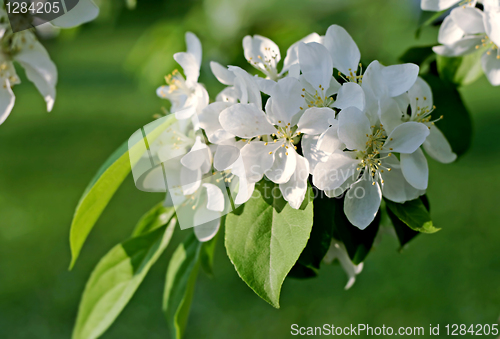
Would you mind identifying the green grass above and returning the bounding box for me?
[0,1,498,338]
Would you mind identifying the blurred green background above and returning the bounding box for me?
[0,0,499,338]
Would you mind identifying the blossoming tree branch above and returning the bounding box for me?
[63,1,497,339]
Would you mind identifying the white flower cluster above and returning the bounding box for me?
[150,25,457,235]
[422,0,500,85]
[148,26,457,286]
[0,0,99,125]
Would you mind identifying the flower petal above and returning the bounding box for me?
[280,154,310,209]
[317,122,343,154]
[265,146,297,184]
[210,61,235,85]
[312,151,359,191]
[181,166,201,195]
[138,165,167,193]
[215,87,237,103]
[433,36,483,57]
[401,148,429,190]
[484,9,500,47]
[175,105,196,120]
[326,76,342,96]
[379,98,404,135]
[483,0,500,12]
[219,103,276,138]
[194,84,209,114]
[438,15,465,45]
[242,35,281,75]
[283,32,323,73]
[213,145,240,171]
[380,63,420,97]
[344,172,381,230]
[421,0,460,11]
[0,79,15,125]
[324,168,360,198]
[408,77,433,118]
[481,48,500,86]
[324,25,361,75]
[234,179,256,205]
[297,107,336,135]
[256,78,277,95]
[194,218,220,242]
[450,7,485,35]
[181,136,211,171]
[423,126,457,163]
[298,42,333,91]
[267,77,304,125]
[239,141,279,182]
[334,82,365,111]
[173,52,200,86]
[199,102,234,143]
[384,122,430,154]
[381,156,424,203]
[323,239,363,290]
[14,40,57,112]
[228,66,262,106]
[185,32,202,69]
[338,106,371,151]
[301,134,329,173]
[203,183,225,212]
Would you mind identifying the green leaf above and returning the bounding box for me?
[72,219,176,339]
[297,192,335,269]
[416,10,445,38]
[225,180,314,308]
[386,205,420,249]
[331,196,381,265]
[69,114,177,269]
[386,196,430,249]
[385,198,440,234]
[421,73,473,157]
[163,233,205,339]
[437,51,484,87]
[132,202,176,237]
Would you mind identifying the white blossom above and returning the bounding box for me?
[242,33,322,81]
[0,2,101,126]
[218,77,311,209]
[141,25,456,238]
[137,117,225,242]
[312,103,429,229]
[422,2,500,85]
[297,41,341,109]
[380,77,457,167]
[157,32,209,120]
[0,20,57,125]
